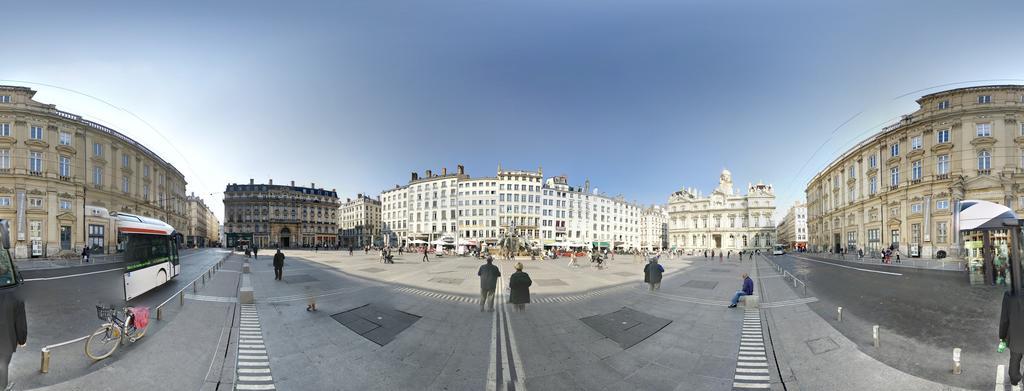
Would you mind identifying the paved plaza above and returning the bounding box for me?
[6,248,1005,390]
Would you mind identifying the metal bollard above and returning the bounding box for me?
[793,276,798,288]
[40,349,51,373]
[837,307,843,322]
[873,325,880,347]
[803,282,807,295]
[193,281,197,293]
[180,291,185,306]
[953,348,962,374]
[157,306,163,320]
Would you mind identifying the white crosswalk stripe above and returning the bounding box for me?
[236,304,276,390]
[734,309,770,390]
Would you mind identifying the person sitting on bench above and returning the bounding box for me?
[728,272,754,308]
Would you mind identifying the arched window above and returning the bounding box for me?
[978,150,991,170]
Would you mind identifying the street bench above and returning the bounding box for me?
[740,295,759,308]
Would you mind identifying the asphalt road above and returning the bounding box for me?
[771,252,1004,390]
[9,248,229,387]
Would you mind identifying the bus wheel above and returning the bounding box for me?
[158,270,167,285]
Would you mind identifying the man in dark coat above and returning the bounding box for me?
[728,272,754,308]
[1000,291,1024,388]
[508,262,532,312]
[252,245,259,260]
[478,256,500,312]
[0,253,27,390]
[273,249,285,281]
[643,257,665,291]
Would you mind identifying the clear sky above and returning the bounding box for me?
[3,0,1024,222]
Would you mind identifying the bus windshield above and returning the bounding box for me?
[0,247,15,287]
[122,234,173,272]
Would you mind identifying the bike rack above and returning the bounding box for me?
[38,252,232,373]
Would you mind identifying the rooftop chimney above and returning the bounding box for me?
[311,182,316,189]
[290,180,295,187]
[269,179,273,185]
[426,169,432,177]
[458,165,465,175]
[358,193,363,198]
[411,172,419,181]
[442,167,447,176]
[249,178,254,185]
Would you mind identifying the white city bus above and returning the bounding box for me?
[772,244,785,256]
[114,212,181,300]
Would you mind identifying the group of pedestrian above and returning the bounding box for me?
[477,257,533,312]
[380,248,394,264]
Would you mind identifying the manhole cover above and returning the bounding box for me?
[282,275,318,284]
[580,307,672,349]
[360,267,387,273]
[613,272,634,277]
[806,337,840,355]
[429,277,465,285]
[331,304,421,346]
[534,279,569,287]
[681,280,718,290]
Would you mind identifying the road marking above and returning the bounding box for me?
[792,255,903,276]
[996,364,1005,391]
[22,267,123,281]
[733,309,771,390]
[236,304,276,391]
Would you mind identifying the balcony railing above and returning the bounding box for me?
[59,175,72,182]
[888,185,899,191]
[978,169,992,175]
[28,170,42,177]
[910,179,921,185]
[936,173,950,180]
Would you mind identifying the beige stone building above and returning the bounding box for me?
[186,193,219,247]
[640,205,669,251]
[806,85,1024,258]
[776,201,808,251]
[381,185,408,247]
[667,169,776,253]
[338,193,381,248]
[223,179,339,249]
[0,85,188,258]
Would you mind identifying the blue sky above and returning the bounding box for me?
[3,0,1024,221]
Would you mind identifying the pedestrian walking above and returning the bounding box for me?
[349,246,354,256]
[478,256,501,312]
[1000,289,1024,390]
[81,246,90,263]
[0,252,27,391]
[727,272,754,308]
[568,252,579,268]
[252,245,259,260]
[273,249,285,281]
[719,251,723,263]
[508,262,532,312]
[643,257,664,291]
[244,245,251,258]
[422,246,430,263]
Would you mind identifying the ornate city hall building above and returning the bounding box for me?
[806,85,1024,258]
[0,85,188,258]
[667,170,776,252]
[223,179,339,249]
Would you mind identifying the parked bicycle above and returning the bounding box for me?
[85,305,150,360]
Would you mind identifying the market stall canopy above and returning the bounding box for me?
[408,239,428,244]
[958,199,1018,231]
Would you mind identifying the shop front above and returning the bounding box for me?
[958,200,1020,288]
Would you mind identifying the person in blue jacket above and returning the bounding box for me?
[728,272,754,308]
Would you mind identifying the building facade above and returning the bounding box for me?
[640,205,669,251]
[776,201,808,251]
[0,85,189,258]
[377,165,645,250]
[381,185,408,247]
[338,193,381,248]
[668,169,776,252]
[186,193,212,247]
[223,179,338,249]
[806,85,1024,258]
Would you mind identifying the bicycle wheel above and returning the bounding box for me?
[84,324,120,360]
